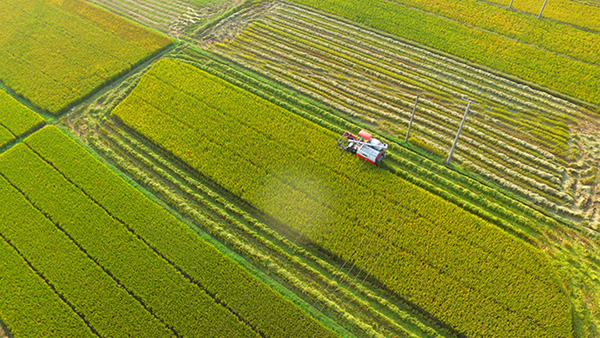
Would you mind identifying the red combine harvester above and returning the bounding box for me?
[337,130,388,165]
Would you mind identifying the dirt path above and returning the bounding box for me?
[195,0,278,46]
[0,320,10,338]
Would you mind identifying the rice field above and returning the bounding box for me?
[3,0,600,336]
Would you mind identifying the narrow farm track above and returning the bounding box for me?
[87,0,245,37]
[203,1,599,224]
[240,11,566,170]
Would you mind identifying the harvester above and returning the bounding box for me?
[337,130,388,165]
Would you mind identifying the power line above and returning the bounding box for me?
[297,198,416,337]
[290,162,431,337]
[327,209,409,311]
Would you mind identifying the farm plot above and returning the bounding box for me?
[389,0,600,65]
[0,90,44,148]
[111,58,572,337]
[0,0,171,114]
[0,125,335,338]
[287,0,600,104]
[486,0,600,32]
[88,0,245,38]
[204,2,599,225]
[69,63,450,337]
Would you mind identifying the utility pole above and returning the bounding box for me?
[538,0,548,18]
[508,0,514,8]
[447,97,478,165]
[405,94,421,142]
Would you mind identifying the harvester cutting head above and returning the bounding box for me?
[337,130,388,165]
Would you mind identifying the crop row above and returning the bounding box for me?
[111,58,572,337]
[223,30,562,183]
[24,125,336,338]
[209,12,573,210]
[288,0,600,104]
[246,13,568,177]
[0,225,94,338]
[0,0,171,114]
[0,158,172,337]
[283,4,590,149]
[240,11,568,167]
[281,3,593,121]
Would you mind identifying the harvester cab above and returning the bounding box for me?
[337,130,388,165]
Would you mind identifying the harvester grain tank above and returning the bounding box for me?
[337,130,388,164]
